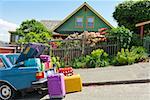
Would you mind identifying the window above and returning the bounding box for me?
[10,34,16,42]
[87,17,94,28]
[15,35,19,42]
[0,58,5,68]
[10,35,22,43]
[76,17,83,27]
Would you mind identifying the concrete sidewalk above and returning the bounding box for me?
[74,62,150,84]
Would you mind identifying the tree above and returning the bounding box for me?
[18,32,38,43]
[18,32,52,44]
[108,26,133,48]
[15,19,52,44]
[113,0,150,33]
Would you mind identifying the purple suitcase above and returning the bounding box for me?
[40,55,50,62]
[47,73,66,99]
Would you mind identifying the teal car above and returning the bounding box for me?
[0,53,52,100]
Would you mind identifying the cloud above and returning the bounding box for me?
[0,19,18,43]
[0,28,10,43]
[0,19,18,31]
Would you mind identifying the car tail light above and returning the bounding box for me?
[36,72,44,79]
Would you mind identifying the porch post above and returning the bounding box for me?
[140,25,144,39]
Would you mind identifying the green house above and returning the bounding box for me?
[53,2,113,34]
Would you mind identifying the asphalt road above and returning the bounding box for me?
[16,83,150,100]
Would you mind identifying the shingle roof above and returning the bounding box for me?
[40,20,61,31]
[0,41,8,47]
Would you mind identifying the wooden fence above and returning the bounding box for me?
[51,36,120,64]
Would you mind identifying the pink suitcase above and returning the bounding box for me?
[40,55,50,62]
[44,62,50,70]
[47,73,66,99]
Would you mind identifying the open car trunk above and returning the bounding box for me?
[15,43,46,64]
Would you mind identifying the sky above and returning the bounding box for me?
[0,0,125,43]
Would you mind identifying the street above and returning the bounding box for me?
[16,63,150,100]
[16,83,150,100]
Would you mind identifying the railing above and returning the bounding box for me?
[143,36,150,55]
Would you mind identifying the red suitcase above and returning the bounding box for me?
[58,67,73,76]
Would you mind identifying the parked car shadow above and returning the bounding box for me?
[15,90,49,100]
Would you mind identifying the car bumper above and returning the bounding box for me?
[31,69,55,89]
[32,78,47,89]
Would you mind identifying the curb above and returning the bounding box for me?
[82,79,150,86]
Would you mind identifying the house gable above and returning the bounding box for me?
[53,2,113,34]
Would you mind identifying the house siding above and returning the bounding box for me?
[55,6,111,34]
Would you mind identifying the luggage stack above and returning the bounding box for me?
[47,67,82,99]
[15,43,82,99]
[22,55,52,71]
[13,43,82,99]
[40,55,52,71]
[57,67,82,93]
[24,58,41,68]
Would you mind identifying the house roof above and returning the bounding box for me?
[40,20,61,31]
[52,2,113,31]
[0,41,8,47]
[135,20,150,27]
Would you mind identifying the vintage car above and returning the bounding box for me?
[0,43,53,100]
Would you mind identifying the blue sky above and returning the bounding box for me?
[0,0,125,42]
[0,0,125,26]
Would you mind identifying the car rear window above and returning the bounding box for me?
[6,54,19,65]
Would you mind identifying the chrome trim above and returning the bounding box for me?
[32,78,47,85]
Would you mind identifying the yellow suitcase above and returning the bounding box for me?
[64,74,82,93]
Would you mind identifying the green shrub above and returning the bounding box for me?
[71,56,86,69]
[112,47,148,66]
[130,46,148,62]
[108,26,133,48]
[88,49,109,67]
[51,56,65,68]
[71,49,109,68]
[130,34,143,47]
[85,55,96,68]
[112,48,136,65]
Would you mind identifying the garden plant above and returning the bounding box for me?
[112,46,148,66]
[71,49,109,68]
